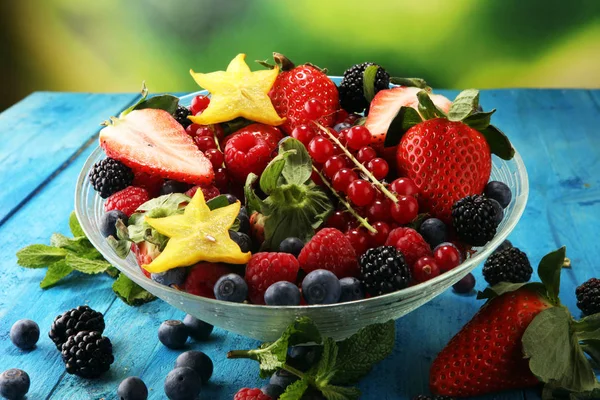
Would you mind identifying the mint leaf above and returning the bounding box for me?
[16,245,68,268]
[538,246,566,304]
[315,338,338,387]
[383,106,423,147]
[65,254,111,274]
[417,90,446,120]
[128,196,186,245]
[134,94,179,115]
[207,195,230,210]
[331,320,395,385]
[362,65,379,103]
[320,385,361,400]
[112,273,155,306]
[279,379,309,400]
[479,125,515,160]
[136,193,190,212]
[50,233,102,260]
[280,138,312,186]
[463,109,495,130]
[69,211,85,237]
[105,266,120,278]
[40,260,73,289]
[107,236,131,259]
[448,89,480,121]
[261,150,293,194]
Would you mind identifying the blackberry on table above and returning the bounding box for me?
[49,305,105,350]
[88,157,134,198]
[174,105,192,128]
[338,62,390,113]
[451,195,499,246]
[482,247,532,286]
[359,246,411,296]
[61,331,114,378]
[576,278,600,315]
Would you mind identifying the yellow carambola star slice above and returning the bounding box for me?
[142,190,251,273]
[189,53,285,126]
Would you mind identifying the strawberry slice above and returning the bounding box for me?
[100,109,214,185]
[365,87,452,145]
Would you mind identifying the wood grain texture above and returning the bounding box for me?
[0,90,598,399]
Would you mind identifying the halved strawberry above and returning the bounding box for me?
[131,241,161,278]
[100,109,214,185]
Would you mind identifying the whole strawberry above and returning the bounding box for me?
[298,228,359,278]
[245,253,299,304]
[269,53,339,134]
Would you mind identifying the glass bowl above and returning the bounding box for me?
[75,81,528,341]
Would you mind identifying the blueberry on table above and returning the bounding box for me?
[278,237,304,257]
[175,350,213,384]
[339,277,365,302]
[158,320,189,349]
[301,269,341,305]
[100,210,128,238]
[214,273,248,303]
[160,180,189,195]
[164,367,201,400]
[0,369,30,400]
[264,281,301,306]
[452,273,476,294]
[484,181,512,208]
[262,383,285,399]
[269,369,299,389]
[182,315,213,341]
[418,218,448,248]
[151,267,188,287]
[229,231,253,253]
[9,319,39,350]
[117,376,148,400]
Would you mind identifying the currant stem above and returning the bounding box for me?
[312,166,377,234]
[314,123,399,204]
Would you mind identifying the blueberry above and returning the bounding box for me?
[214,273,248,303]
[237,206,250,234]
[117,376,148,400]
[262,383,285,399]
[100,210,128,238]
[229,231,252,253]
[0,369,30,400]
[339,277,364,302]
[151,267,188,287]
[489,199,504,226]
[453,273,476,294]
[175,351,213,384]
[301,269,341,304]
[419,218,448,248]
[182,315,213,341]
[224,194,238,204]
[288,345,322,371]
[164,367,201,400]
[158,320,188,349]
[161,180,188,195]
[264,281,301,306]
[278,237,304,257]
[493,240,513,254]
[484,181,512,208]
[333,122,352,132]
[269,369,299,389]
[10,319,39,350]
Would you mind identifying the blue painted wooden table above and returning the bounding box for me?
[0,90,599,400]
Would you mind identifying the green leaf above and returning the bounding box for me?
[16,244,68,268]
[279,379,310,400]
[134,94,180,115]
[580,339,600,370]
[65,253,111,274]
[389,77,428,89]
[463,109,495,130]
[448,89,480,121]
[362,65,379,103]
[538,246,566,305]
[260,150,293,194]
[480,125,515,160]
[136,193,190,212]
[107,236,131,259]
[477,281,546,301]
[119,82,149,117]
[315,338,338,387]
[280,138,312,186]
[69,211,85,237]
[523,306,598,393]
[206,195,230,210]
[128,195,186,244]
[320,385,361,400]
[50,233,101,259]
[112,273,155,306]
[40,260,73,289]
[331,320,395,385]
[383,106,423,147]
[417,90,447,120]
[244,173,264,214]
[105,266,120,278]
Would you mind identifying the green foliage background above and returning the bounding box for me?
[1,0,599,111]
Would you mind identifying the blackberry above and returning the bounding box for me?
[338,62,390,113]
[88,157,134,198]
[482,247,532,285]
[451,195,499,246]
[174,105,192,128]
[576,278,600,315]
[359,246,411,296]
[61,331,114,378]
[49,305,105,350]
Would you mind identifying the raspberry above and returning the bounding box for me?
[185,185,220,200]
[224,131,274,183]
[234,388,272,400]
[245,253,300,305]
[183,263,233,298]
[132,171,163,198]
[104,186,149,217]
[298,228,359,278]
[385,227,432,267]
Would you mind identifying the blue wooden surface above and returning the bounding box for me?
[0,89,599,399]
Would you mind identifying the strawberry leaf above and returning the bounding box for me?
[477,281,546,301]
[206,195,230,210]
[538,246,566,305]
[389,77,428,89]
[280,138,312,185]
[260,150,294,194]
[417,90,447,120]
[244,173,264,214]
[383,106,423,147]
[448,89,480,121]
[362,65,379,103]
[463,109,496,131]
[134,94,180,115]
[479,125,515,160]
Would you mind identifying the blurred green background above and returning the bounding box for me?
[1,0,599,111]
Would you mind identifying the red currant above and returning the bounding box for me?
[205,148,224,168]
[311,169,324,186]
[356,146,377,164]
[346,228,370,256]
[344,126,372,150]
[213,124,225,141]
[308,137,334,164]
[367,158,389,180]
[323,156,347,179]
[365,200,390,222]
[412,256,441,283]
[291,124,317,146]
[332,168,358,193]
[304,98,325,120]
[326,210,350,231]
[335,109,350,125]
[390,177,419,196]
[344,113,360,124]
[214,167,229,191]
[194,136,217,152]
[433,243,462,272]
[390,195,419,225]
[347,179,376,207]
[194,126,215,138]
[190,95,210,115]
[337,129,349,145]
[369,221,391,247]
[185,123,202,137]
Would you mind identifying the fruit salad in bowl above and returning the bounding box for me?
[75,53,528,341]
